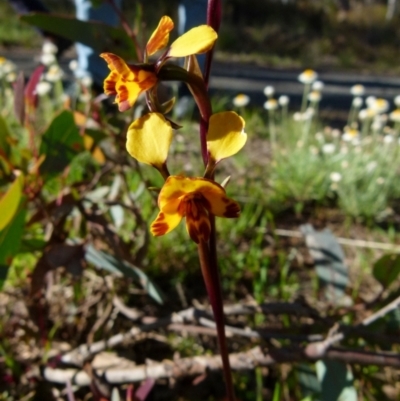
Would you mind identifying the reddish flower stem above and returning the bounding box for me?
[106,0,143,62]
[197,2,236,399]
[204,0,222,88]
[197,238,236,401]
[200,117,209,166]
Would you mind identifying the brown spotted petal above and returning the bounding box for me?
[185,199,211,243]
[146,16,174,56]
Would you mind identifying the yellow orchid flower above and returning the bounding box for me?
[151,176,240,243]
[101,16,217,112]
[207,111,247,164]
[100,53,157,112]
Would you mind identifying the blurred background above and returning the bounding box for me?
[2,0,400,73]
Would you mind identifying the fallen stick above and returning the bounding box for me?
[275,228,400,253]
[44,346,400,386]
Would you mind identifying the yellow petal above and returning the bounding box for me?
[100,53,132,77]
[115,78,143,112]
[151,209,183,237]
[126,113,172,169]
[168,25,217,58]
[158,176,213,210]
[158,175,190,210]
[201,190,240,218]
[146,16,174,56]
[207,111,247,162]
[158,176,239,218]
[103,70,119,95]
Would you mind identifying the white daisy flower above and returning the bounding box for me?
[42,41,58,55]
[350,84,365,96]
[371,98,389,114]
[342,128,359,141]
[36,81,52,96]
[69,59,78,72]
[233,93,250,107]
[312,80,324,91]
[352,97,363,108]
[359,108,376,120]
[263,85,275,97]
[322,143,335,154]
[383,134,394,144]
[264,98,278,111]
[41,53,56,66]
[298,69,318,84]
[80,75,93,88]
[366,96,376,107]
[278,95,289,106]
[45,65,64,82]
[389,109,400,123]
[308,91,321,102]
[330,172,342,182]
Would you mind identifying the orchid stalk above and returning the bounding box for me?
[101,5,245,400]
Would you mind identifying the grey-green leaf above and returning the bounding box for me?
[85,244,164,304]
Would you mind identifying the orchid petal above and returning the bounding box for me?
[146,16,174,56]
[207,111,247,163]
[168,25,217,58]
[126,113,172,169]
[151,209,183,237]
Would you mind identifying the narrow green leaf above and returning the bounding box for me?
[21,14,137,60]
[272,382,281,401]
[85,244,164,304]
[373,254,400,288]
[0,205,27,289]
[39,110,84,177]
[0,173,24,231]
[0,115,12,157]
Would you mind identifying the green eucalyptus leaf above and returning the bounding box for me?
[0,115,12,157]
[301,224,350,305]
[39,110,84,177]
[109,205,124,229]
[373,254,400,288]
[0,205,27,289]
[0,173,24,231]
[21,13,137,60]
[297,363,321,398]
[316,360,357,401]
